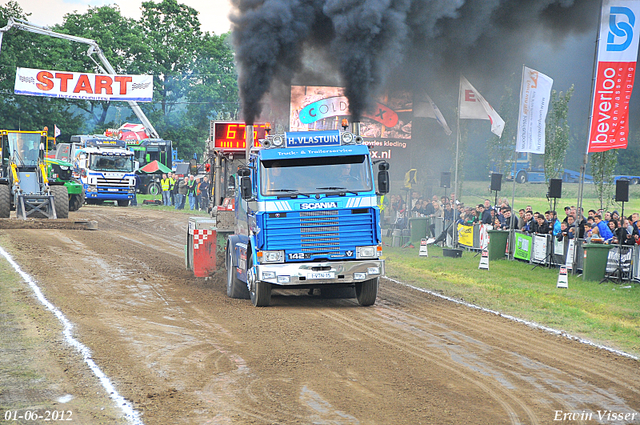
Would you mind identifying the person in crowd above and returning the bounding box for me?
[176,176,188,210]
[550,211,562,236]
[187,175,198,210]
[594,214,614,241]
[585,224,601,243]
[533,213,551,234]
[606,219,618,244]
[501,207,514,230]
[521,210,534,232]
[480,202,492,224]
[556,221,574,242]
[161,173,172,206]
[171,173,180,207]
[199,176,210,211]
[562,206,571,223]
[611,210,620,222]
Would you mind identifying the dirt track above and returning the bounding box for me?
[1,205,639,425]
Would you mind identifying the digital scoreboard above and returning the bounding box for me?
[213,122,267,152]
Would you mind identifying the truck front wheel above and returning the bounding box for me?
[355,278,378,306]
[248,255,271,307]
[516,171,527,184]
[226,246,250,299]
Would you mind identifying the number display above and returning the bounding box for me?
[213,122,267,152]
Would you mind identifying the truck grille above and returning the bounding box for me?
[97,176,131,187]
[263,209,376,256]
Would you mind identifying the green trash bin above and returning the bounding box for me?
[487,230,509,261]
[582,244,613,281]
[409,217,429,245]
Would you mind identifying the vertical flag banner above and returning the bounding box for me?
[516,66,554,154]
[54,125,61,138]
[459,76,505,137]
[588,0,640,152]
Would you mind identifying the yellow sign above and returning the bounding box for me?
[457,223,474,247]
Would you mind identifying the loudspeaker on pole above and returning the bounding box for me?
[616,179,629,203]
[441,172,451,189]
[490,173,502,192]
[549,178,562,199]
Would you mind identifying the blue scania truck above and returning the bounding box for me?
[225,126,389,307]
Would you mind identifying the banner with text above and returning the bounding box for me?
[588,0,640,152]
[14,67,153,102]
[516,67,553,154]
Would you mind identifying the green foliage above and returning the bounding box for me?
[591,149,619,210]
[0,1,239,158]
[544,85,574,183]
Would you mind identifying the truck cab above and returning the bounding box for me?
[226,129,389,307]
[57,135,136,206]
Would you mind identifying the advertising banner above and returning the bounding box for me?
[588,0,640,152]
[532,234,548,263]
[515,67,554,154]
[514,232,532,261]
[290,86,412,165]
[457,223,474,247]
[14,67,154,102]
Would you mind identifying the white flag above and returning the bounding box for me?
[516,66,553,154]
[414,93,452,135]
[459,76,505,137]
[54,124,61,138]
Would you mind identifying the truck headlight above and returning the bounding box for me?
[341,132,354,144]
[258,250,284,264]
[356,246,378,259]
[87,185,97,193]
[272,135,284,147]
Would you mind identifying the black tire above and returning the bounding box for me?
[51,186,69,219]
[147,182,161,196]
[226,245,250,299]
[0,185,10,218]
[249,255,271,307]
[631,178,640,185]
[117,199,129,207]
[69,193,84,211]
[355,278,378,306]
[516,171,527,184]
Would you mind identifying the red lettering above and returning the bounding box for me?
[94,75,113,95]
[73,75,93,94]
[55,73,73,92]
[36,71,54,91]
[114,76,132,95]
[465,90,476,102]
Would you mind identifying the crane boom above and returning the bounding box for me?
[0,18,160,139]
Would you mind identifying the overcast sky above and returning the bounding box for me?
[5,0,233,34]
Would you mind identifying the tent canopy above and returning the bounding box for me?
[140,160,171,174]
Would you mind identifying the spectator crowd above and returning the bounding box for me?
[388,191,640,246]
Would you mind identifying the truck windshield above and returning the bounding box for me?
[7,132,41,167]
[261,155,372,196]
[89,154,134,172]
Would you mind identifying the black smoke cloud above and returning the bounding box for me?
[230,0,600,125]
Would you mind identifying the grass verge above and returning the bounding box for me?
[382,241,640,357]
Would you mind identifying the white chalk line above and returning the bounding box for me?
[384,276,639,361]
[0,245,144,425]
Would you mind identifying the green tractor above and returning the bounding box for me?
[44,158,85,211]
[0,129,69,219]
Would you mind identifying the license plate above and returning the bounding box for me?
[308,272,335,279]
[108,188,118,192]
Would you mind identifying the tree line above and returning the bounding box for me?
[0,0,239,159]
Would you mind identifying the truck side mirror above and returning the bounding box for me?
[377,162,390,194]
[238,168,252,200]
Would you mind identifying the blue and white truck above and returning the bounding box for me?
[225,126,389,307]
[56,135,136,206]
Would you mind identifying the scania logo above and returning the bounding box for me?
[300,202,338,210]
